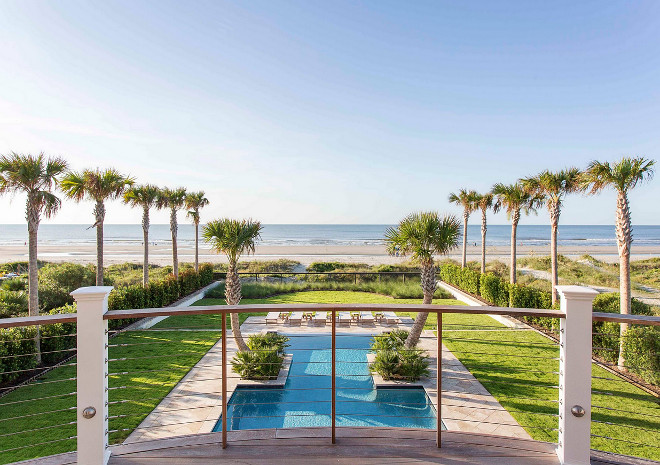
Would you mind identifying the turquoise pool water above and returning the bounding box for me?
[213,335,439,431]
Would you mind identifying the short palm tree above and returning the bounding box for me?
[581,157,655,369]
[521,168,581,306]
[492,182,543,288]
[203,218,262,352]
[123,184,160,286]
[157,187,187,278]
[385,212,460,348]
[473,193,494,274]
[185,191,210,272]
[448,189,479,268]
[0,152,68,363]
[61,169,134,285]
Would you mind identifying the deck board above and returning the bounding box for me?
[18,428,658,465]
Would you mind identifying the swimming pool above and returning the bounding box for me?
[213,334,440,431]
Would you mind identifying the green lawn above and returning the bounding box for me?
[0,330,219,464]
[1,290,658,463]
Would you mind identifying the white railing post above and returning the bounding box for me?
[72,286,114,465]
[555,285,598,465]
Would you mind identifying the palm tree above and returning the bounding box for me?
[123,184,160,286]
[581,157,655,369]
[448,189,478,268]
[385,212,460,348]
[521,168,581,306]
[0,152,68,362]
[61,169,134,285]
[473,193,494,274]
[492,182,543,287]
[203,218,262,352]
[157,187,187,278]
[185,191,210,272]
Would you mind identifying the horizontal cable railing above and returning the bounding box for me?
[1,292,659,465]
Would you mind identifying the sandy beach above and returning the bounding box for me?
[1,243,659,266]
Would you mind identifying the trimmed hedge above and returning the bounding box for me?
[438,263,659,386]
[0,263,215,385]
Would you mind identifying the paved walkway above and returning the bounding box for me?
[125,313,530,443]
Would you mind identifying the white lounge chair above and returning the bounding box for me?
[383,311,401,325]
[288,311,304,325]
[360,311,375,324]
[265,312,280,324]
[338,312,351,325]
[314,311,327,325]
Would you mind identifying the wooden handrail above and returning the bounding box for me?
[5,305,660,329]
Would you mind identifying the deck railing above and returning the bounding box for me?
[0,285,658,465]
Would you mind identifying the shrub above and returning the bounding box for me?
[369,330,430,381]
[439,263,480,295]
[0,290,28,318]
[2,278,26,291]
[38,263,96,311]
[622,326,660,385]
[479,273,509,307]
[231,333,290,380]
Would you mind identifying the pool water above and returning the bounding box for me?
[213,335,439,431]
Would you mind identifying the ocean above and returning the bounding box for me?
[0,224,659,248]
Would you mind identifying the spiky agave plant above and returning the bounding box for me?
[385,212,460,348]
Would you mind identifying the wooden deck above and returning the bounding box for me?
[21,428,658,465]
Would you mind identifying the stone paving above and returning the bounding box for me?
[125,313,531,443]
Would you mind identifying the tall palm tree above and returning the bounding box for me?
[157,187,187,278]
[61,169,134,285]
[385,212,460,348]
[521,168,582,306]
[123,184,160,286]
[492,182,543,287]
[203,218,262,352]
[448,189,479,268]
[0,152,68,363]
[581,157,655,369]
[185,191,209,272]
[473,193,494,274]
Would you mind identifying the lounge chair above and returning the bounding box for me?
[338,312,351,325]
[288,311,303,325]
[360,311,375,324]
[279,311,291,321]
[265,312,280,324]
[314,311,327,325]
[383,311,401,325]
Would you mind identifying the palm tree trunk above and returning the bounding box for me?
[142,205,150,287]
[615,191,632,369]
[170,207,179,278]
[27,200,41,364]
[510,210,520,285]
[405,262,436,348]
[550,202,560,306]
[225,260,249,352]
[461,211,468,268]
[480,209,487,274]
[194,220,199,272]
[94,201,105,286]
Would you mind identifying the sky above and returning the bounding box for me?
[0,0,658,226]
